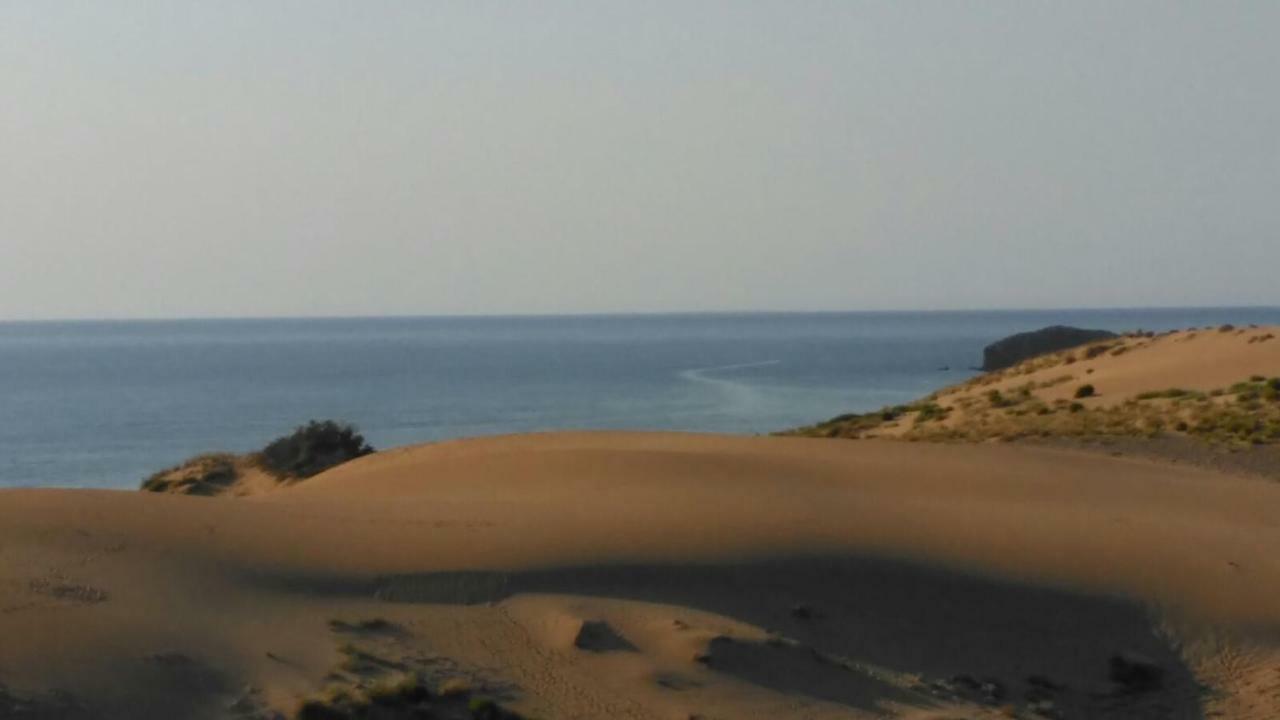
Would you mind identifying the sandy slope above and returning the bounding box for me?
[948,325,1280,408]
[3,432,1280,719]
[794,326,1280,448]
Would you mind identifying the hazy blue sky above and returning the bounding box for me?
[2,2,1277,319]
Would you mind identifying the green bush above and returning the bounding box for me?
[257,420,374,479]
[913,403,949,423]
[987,390,1016,408]
[1074,384,1096,399]
[882,405,908,421]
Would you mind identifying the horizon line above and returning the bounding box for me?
[2,304,1279,325]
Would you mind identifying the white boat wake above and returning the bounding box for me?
[677,360,781,414]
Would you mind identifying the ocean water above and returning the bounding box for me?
[3,308,1278,490]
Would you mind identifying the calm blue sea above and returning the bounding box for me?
[2,308,1278,489]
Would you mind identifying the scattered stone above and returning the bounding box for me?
[572,620,635,652]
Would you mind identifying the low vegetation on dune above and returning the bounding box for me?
[785,327,1280,448]
[791,374,1280,446]
[258,420,375,479]
[140,420,374,494]
[294,674,494,720]
[292,625,532,720]
[139,452,240,494]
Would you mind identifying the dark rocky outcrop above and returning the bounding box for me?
[981,325,1118,371]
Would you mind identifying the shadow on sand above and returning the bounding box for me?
[370,555,1208,719]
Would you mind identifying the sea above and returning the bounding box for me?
[3,308,1278,490]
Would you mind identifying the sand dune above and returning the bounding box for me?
[3,430,1280,718]
[793,326,1280,451]
[955,325,1280,406]
[4,326,1280,718]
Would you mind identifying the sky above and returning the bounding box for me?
[1,1,1277,320]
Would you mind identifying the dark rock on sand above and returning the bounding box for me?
[573,620,636,652]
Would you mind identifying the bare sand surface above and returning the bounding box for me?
[3,431,1280,719]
